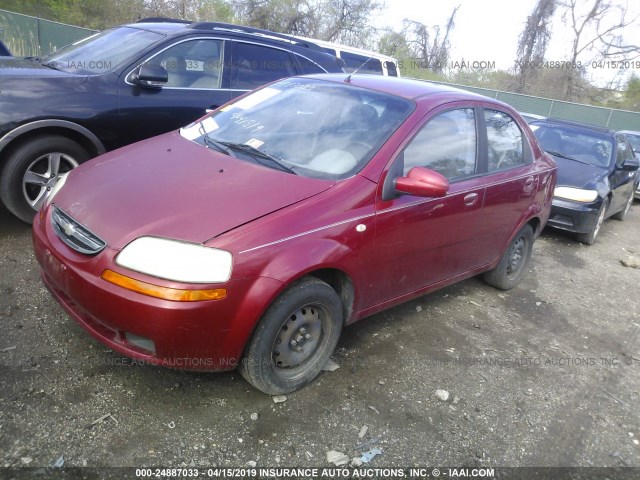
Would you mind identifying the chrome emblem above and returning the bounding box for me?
[61,219,76,237]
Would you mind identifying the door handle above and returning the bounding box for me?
[464,192,479,206]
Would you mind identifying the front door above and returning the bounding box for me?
[117,38,232,147]
[368,107,486,305]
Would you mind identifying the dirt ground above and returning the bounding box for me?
[1,199,639,474]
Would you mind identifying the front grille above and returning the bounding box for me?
[51,206,106,255]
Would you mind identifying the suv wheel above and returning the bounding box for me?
[612,190,633,221]
[0,135,89,223]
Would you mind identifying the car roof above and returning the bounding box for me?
[128,19,326,52]
[293,36,399,62]
[303,73,499,102]
[125,21,189,33]
[531,117,614,135]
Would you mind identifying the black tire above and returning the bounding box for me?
[576,198,609,245]
[0,135,89,224]
[612,190,633,221]
[240,277,343,395]
[482,224,534,291]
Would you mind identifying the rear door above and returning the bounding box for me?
[226,41,303,96]
[475,108,538,263]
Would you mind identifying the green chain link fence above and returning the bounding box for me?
[430,81,640,131]
[0,8,639,131]
[0,9,97,57]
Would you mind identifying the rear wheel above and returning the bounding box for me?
[576,198,609,245]
[482,224,534,291]
[240,278,343,395]
[0,135,89,223]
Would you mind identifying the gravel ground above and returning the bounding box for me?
[1,201,639,475]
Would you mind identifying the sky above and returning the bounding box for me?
[373,0,640,86]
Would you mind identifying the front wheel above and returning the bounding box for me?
[576,198,609,245]
[482,224,534,291]
[240,278,343,395]
[612,190,633,221]
[0,135,89,223]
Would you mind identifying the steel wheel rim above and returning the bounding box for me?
[506,236,526,278]
[22,152,79,210]
[272,304,326,370]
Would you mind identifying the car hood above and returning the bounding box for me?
[551,155,607,189]
[0,57,87,83]
[53,131,335,249]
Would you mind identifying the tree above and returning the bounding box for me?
[620,74,640,111]
[514,0,557,94]
[378,29,410,58]
[231,0,380,48]
[559,0,638,100]
[315,0,380,47]
[399,5,459,75]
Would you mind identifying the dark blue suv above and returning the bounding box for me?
[0,19,344,222]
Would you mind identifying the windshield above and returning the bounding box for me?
[43,27,164,74]
[180,78,414,180]
[530,122,613,167]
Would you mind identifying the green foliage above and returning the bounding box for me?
[1,0,236,30]
[619,74,640,112]
[378,30,410,59]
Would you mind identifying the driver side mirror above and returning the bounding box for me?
[130,63,168,88]
[621,156,640,172]
[395,166,449,197]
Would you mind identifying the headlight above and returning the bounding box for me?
[43,172,69,209]
[116,237,232,283]
[554,186,598,203]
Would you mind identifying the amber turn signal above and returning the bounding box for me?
[101,270,226,302]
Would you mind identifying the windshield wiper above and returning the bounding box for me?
[199,124,234,157]
[219,142,297,175]
[545,150,591,165]
[41,61,62,71]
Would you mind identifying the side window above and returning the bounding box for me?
[148,39,223,89]
[341,52,383,75]
[403,109,477,179]
[295,55,326,74]
[385,61,398,77]
[485,110,525,171]
[616,135,633,166]
[230,43,297,90]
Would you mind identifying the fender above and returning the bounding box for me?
[225,238,361,360]
[257,238,356,284]
[0,119,106,156]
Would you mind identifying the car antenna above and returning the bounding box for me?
[345,55,374,83]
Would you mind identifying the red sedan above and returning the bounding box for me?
[32,74,556,394]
